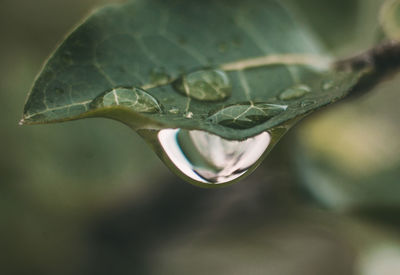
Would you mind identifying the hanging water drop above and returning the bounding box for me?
[279,84,312,101]
[157,129,271,185]
[173,69,232,101]
[207,103,287,129]
[91,87,162,114]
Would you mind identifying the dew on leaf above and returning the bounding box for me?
[173,69,232,101]
[185,111,194,118]
[168,108,179,114]
[91,87,162,114]
[279,84,312,101]
[157,129,271,185]
[207,103,287,129]
[300,99,317,108]
[322,79,335,90]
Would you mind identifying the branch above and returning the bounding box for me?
[335,40,400,96]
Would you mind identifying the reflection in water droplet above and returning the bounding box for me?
[207,103,287,129]
[279,84,312,101]
[322,80,335,90]
[91,87,161,114]
[157,129,271,185]
[173,69,231,101]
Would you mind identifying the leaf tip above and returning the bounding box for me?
[18,116,36,126]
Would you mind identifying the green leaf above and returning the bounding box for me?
[380,0,400,41]
[21,0,368,186]
[22,0,364,140]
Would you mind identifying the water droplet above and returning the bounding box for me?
[207,103,287,129]
[92,87,162,114]
[185,111,194,118]
[322,79,335,90]
[279,84,312,101]
[173,69,232,101]
[149,68,170,86]
[157,129,271,185]
[300,99,317,108]
[168,108,179,114]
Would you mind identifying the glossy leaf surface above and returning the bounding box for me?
[22,0,364,140]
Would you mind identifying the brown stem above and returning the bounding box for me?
[335,40,400,96]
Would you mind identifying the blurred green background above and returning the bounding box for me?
[1,0,400,274]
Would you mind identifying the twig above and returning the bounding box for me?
[335,40,400,95]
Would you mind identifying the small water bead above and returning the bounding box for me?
[207,103,287,129]
[168,108,180,114]
[185,111,194,118]
[157,129,271,185]
[279,84,312,101]
[92,87,162,114]
[300,99,317,108]
[173,69,232,101]
[322,79,335,91]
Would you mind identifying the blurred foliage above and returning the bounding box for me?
[380,0,400,41]
[0,0,399,274]
[296,77,400,211]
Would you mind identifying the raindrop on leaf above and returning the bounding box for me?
[91,87,162,114]
[173,69,232,101]
[207,103,287,129]
[279,84,312,101]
